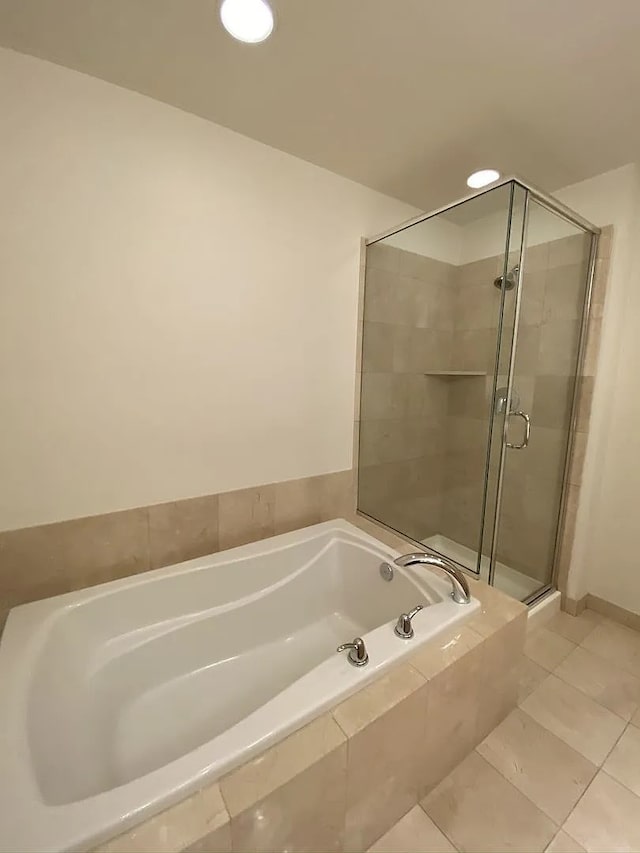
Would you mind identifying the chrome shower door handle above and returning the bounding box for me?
[505,411,531,449]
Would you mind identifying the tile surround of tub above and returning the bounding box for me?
[229,746,348,853]
[342,677,428,850]
[89,528,527,853]
[0,506,150,624]
[368,805,456,853]
[0,469,355,629]
[148,494,220,569]
[94,783,231,853]
[219,713,346,818]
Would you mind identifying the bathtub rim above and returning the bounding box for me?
[0,518,479,853]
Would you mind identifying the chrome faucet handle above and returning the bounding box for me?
[394,604,423,639]
[336,637,369,667]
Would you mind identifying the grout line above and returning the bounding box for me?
[418,622,639,850]
[417,797,462,852]
[559,766,607,835]
[364,800,418,851]
[599,720,630,768]
[599,764,640,803]
[216,778,233,828]
[330,709,350,740]
[494,664,634,819]
[543,620,598,648]
[548,647,640,723]
[381,625,638,852]
[426,743,562,838]
[471,739,563,831]
[144,505,152,571]
[519,661,638,833]
[557,826,586,850]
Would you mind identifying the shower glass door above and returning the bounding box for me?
[358,183,521,576]
[487,198,594,601]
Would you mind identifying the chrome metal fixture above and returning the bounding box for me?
[494,265,519,291]
[495,386,520,416]
[379,561,394,581]
[336,637,369,666]
[394,604,424,639]
[506,410,531,449]
[394,553,471,604]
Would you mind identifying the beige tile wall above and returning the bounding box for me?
[440,254,503,551]
[358,244,506,553]
[358,242,455,542]
[93,547,527,853]
[0,469,354,629]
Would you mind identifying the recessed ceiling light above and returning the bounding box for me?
[467,169,501,189]
[220,0,274,43]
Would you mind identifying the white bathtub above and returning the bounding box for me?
[0,519,479,852]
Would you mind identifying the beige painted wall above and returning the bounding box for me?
[0,48,417,531]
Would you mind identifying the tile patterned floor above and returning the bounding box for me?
[368,608,640,853]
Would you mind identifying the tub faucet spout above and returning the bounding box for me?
[394,553,471,605]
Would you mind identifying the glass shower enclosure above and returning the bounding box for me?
[357,178,598,603]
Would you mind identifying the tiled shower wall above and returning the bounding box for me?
[439,255,503,552]
[358,243,455,543]
[358,242,500,551]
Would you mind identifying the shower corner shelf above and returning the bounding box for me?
[423,370,487,377]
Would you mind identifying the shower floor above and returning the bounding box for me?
[421,534,541,602]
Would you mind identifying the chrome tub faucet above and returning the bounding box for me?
[336,637,369,666]
[394,553,471,605]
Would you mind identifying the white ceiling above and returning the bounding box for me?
[1,0,639,211]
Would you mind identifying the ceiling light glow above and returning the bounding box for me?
[220,0,274,43]
[467,169,500,189]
